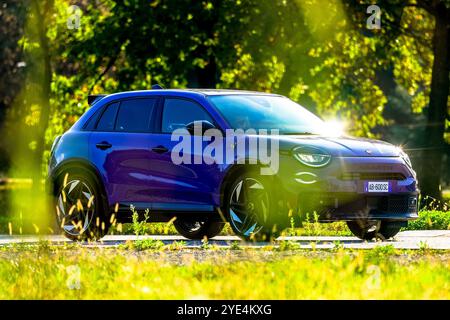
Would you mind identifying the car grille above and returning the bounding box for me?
[299,194,418,216]
[376,196,417,213]
[340,172,406,181]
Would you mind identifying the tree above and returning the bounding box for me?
[345,0,450,201]
[0,1,26,170]
[416,1,450,201]
[3,0,54,189]
[29,0,54,189]
[54,0,255,91]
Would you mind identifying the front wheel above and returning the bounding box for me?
[173,217,224,240]
[224,172,281,242]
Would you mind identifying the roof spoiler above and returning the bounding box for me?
[88,94,107,106]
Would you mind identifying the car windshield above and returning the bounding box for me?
[208,95,325,134]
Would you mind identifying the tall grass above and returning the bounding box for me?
[0,246,448,299]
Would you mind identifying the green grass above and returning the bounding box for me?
[0,244,449,299]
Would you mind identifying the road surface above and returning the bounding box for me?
[0,230,449,249]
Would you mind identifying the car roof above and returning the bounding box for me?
[100,89,281,100]
[183,89,281,96]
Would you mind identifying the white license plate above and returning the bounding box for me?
[366,181,390,193]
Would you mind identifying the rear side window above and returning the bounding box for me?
[96,102,119,131]
[162,98,213,133]
[115,98,157,132]
[83,106,104,130]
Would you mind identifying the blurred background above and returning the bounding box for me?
[0,0,449,230]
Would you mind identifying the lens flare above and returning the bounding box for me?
[321,120,346,137]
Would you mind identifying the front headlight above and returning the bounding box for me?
[293,147,331,167]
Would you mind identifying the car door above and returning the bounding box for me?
[146,97,224,211]
[89,97,161,207]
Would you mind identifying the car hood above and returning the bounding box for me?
[277,135,401,157]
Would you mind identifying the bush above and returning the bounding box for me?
[406,210,450,230]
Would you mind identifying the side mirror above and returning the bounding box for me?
[185,120,216,135]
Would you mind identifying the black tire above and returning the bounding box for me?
[53,168,110,241]
[347,220,402,240]
[347,220,379,240]
[377,222,403,240]
[223,169,283,242]
[173,217,225,240]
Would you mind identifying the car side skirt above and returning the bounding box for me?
[113,202,223,223]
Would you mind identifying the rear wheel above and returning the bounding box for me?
[224,171,281,242]
[173,217,224,240]
[347,220,402,240]
[54,169,110,241]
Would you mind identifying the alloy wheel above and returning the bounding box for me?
[56,179,96,237]
[228,177,269,237]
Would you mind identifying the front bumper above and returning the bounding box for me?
[277,155,419,222]
[298,193,418,222]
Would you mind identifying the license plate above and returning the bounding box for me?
[365,181,390,193]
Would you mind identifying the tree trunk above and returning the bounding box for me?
[31,0,52,191]
[420,10,450,201]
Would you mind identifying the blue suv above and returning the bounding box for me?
[48,89,418,241]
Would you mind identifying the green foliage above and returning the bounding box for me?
[229,241,241,250]
[284,215,353,237]
[406,210,450,230]
[200,237,212,250]
[367,244,397,259]
[37,0,437,147]
[418,240,430,252]
[132,238,165,251]
[164,240,186,250]
[131,205,149,236]
[277,240,301,251]
[1,248,449,299]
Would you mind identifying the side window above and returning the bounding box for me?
[83,106,104,130]
[115,98,157,132]
[96,102,119,131]
[162,98,213,133]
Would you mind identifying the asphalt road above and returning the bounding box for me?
[0,230,449,249]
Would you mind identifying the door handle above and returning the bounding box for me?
[96,141,112,150]
[151,145,169,154]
